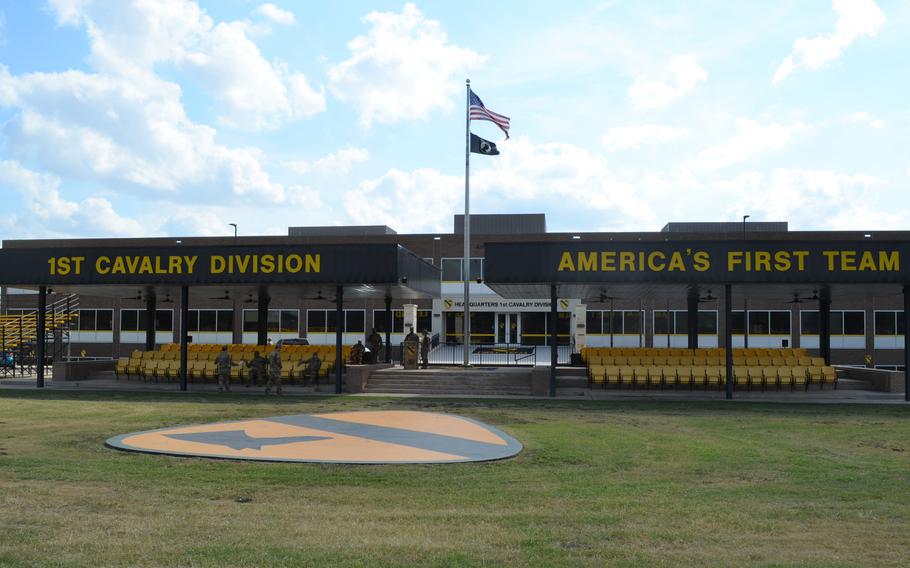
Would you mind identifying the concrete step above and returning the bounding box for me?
[363,387,532,395]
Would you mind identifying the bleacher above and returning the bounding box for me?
[114,343,353,385]
[580,347,837,391]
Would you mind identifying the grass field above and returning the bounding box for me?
[1,391,909,567]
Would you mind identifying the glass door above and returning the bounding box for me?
[496,313,518,344]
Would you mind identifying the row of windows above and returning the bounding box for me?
[585,309,889,336]
[440,258,483,282]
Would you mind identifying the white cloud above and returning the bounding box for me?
[627,55,707,109]
[48,0,324,130]
[328,3,483,127]
[254,3,296,26]
[0,160,145,236]
[848,111,884,128]
[772,0,886,85]
[723,168,906,230]
[472,137,658,229]
[693,118,807,171]
[343,168,462,232]
[286,147,369,176]
[0,64,285,202]
[601,125,688,152]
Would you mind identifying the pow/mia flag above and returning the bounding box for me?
[470,133,500,156]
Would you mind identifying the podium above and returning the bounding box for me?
[403,340,419,370]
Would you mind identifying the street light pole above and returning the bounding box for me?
[229,223,238,240]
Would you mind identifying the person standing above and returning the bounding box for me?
[246,351,267,387]
[420,330,431,369]
[265,345,283,395]
[304,352,322,386]
[214,346,233,393]
[366,328,383,364]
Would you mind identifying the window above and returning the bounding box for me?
[769,312,791,335]
[730,311,790,335]
[586,311,603,334]
[585,310,643,334]
[800,310,864,335]
[731,311,745,335]
[76,309,114,331]
[346,311,365,334]
[186,310,232,333]
[372,309,431,333]
[243,309,299,334]
[440,257,483,281]
[653,311,717,334]
[120,309,173,331]
[306,309,367,334]
[874,311,905,335]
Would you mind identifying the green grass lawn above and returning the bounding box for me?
[1,391,908,567]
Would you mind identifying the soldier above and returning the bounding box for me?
[265,344,283,395]
[214,346,234,393]
[420,330,431,369]
[304,352,322,386]
[246,350,267,387]
[404,326,418,343]
[366,328,383,364]
[351,340,365,365]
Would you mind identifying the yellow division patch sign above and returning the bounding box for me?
[106,411,522,464]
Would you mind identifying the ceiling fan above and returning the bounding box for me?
[121,290,144,300]
[243,293,257,304]
[786,290,819,304]
[207,290,231,300]
[699,289,717,302]
[305,288,338,302]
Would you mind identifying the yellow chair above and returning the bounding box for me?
[589,365,605,388]
[632,365,649,388]
[734,367,749,390]
[690,366,706,389]
[605,365,620,388]
[658,365,674,388]
[821,366,837,389]
[675,366,692,389]
[619,365,635,387]
[747,366,764,390]
[791,366,808,390]
[776,367,793,390]
[114,358,129,380]
[762,366,779,390]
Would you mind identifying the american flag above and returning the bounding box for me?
[469,90,510,139]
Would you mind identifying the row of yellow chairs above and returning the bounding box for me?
[588,355,824,368]
[588,365,836,390]
[115,344,351,383]
[581,347,809,361]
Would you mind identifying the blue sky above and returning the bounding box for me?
[0,0,907,239]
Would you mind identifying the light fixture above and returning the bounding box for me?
[433,236,441,241]
[572,235,581,240]
[864,233,872,238]
[175,240,182,244]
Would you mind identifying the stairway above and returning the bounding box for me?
[364,367,532,396]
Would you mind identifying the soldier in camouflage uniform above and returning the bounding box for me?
[214,346,233,393]
[246,351,267,387]
[265,345,283,395]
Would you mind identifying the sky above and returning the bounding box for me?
[0,0,907,240]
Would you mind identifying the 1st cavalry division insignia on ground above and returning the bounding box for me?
[106,411,522,464]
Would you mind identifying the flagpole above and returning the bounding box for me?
[463,78,471,367]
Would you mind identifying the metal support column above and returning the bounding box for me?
[724,284,733,400]
[179,285,189,391]
[549,284,557,397]
[257,290,269,346]
[36,286,46,388]
[687,287,699,350]
[144,294,156,351]
[384,296,392,364]
[819,297,831,365]
[903,285,909,402]
[743,298,749,349]
[335,286,344,394]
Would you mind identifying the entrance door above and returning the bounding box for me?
[496,313,518,344]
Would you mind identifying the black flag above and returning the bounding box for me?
[470,133,500,156]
